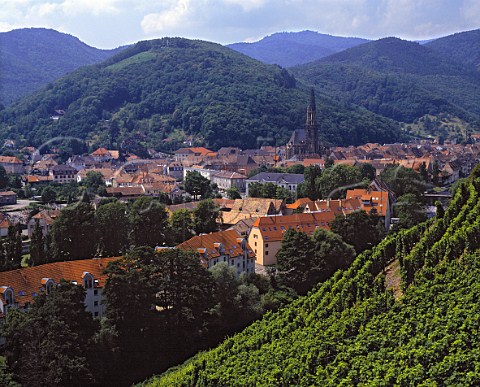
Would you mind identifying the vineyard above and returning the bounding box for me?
[143,168,480,386]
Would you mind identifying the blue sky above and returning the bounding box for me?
[0,0,478,49]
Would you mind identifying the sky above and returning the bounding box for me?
[0,0,479,49]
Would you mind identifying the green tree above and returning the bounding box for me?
[360,163,376,181]
[248,182,263,197]
[96,201,129,256]
[50,202,97,261]
[380,165,426,198]
[0,165,7,189]
[184,171,212,199]
[330,210,384,253]
[193,199,220,234]
[226,187,241,200]
[41,186,57,204]
[129,197,168,247]
[276,229,315,294]
[299,165,322,200]
[83,171,104,195]
[3,224,22,270]
[316,164,364,199]
[394,193,427,229]
[286,164,305,174]
[168,209,195,245]
[2,281,97,387]
[29,220,46,266]
[261,182,278,198]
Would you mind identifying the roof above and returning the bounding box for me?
[0,191,16,196]
[346,189,390,217]
[175,147,213,156]
[252,212,336,242]
[31,209,61,226]
[212,171,247,179]
[176,229,254,265]
[0,257,119,308]
[286,197,315,210]
[106,186,144,196]
[51,164,77,173]
[0,156,22,164]
[247,172,304,185]
[91,147,111,156]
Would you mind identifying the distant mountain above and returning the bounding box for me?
[0,28,124,106]
[426,29,480,69]
[292,37,480,125]
[0,37,402,151]
[227,30,369,67]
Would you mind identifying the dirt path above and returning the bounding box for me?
[384,259,403,299]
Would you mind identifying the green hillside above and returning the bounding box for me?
[292,37,480,127]
[0,37,402,151]
[426,29,480,69]
[143,168,480,386]
[0,28,123,106]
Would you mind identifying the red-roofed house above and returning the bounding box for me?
[176,229,255,275]
[248,212,335,266]
[0,257,118,320]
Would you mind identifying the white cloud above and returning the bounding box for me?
[141,0,192,34]
[222,0,267,12]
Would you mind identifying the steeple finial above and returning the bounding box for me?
[309,88,316,111]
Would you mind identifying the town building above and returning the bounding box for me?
[49,164,77,184]
[176,229,255,276]
[0,257,118,320]
[0,156,24,174]
[27,209,61,238]
[211,171,247,192]
[248,212,336,266]
[0,191,17,206]
[246,172,304,197]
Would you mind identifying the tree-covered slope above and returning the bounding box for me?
[0,37,402,151]
[0,28,123,106]
[292,37,480,125]
[227,30,369,67]
[426,29,480,70]
[143,169,480,386]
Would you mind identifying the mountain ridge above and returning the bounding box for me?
[0,28,125,106]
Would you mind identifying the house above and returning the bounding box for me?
[0,156,24,174]
[0,257,118,320]
[0,216,11,237]
[0,191,17,206]
[248,212,336,266]
[27,210,61,238]
[67,155,96,171]
[176,229,255,276]
[90,148,113,162]
[174,147,214,162]
[221,198,284,226]
[211,171,247,192]
[49,165,77,184]
[346,189,392,230]
[246,172,304,196]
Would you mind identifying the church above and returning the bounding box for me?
[285,89,325,160]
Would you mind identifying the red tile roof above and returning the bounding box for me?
[176,230,254,266]
[0,257,119,307]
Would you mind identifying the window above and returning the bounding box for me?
[254,242,257,246]
[94,312,99,317]
[265,251,269,255]
[94,289,98,296]
[265,243,269,248]
[94,301,98,306]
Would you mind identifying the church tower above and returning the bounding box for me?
[305,88,318,154]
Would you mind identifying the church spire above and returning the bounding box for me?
[305,88,318,154]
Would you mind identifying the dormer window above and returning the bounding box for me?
[41,278,55,295]
[1,286,14,305]
[82,272,94,289]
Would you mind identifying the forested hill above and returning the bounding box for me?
[143,168,480,386]
[227,30,369,67]
[426,29,480,70]
[291,37,480,124]
[0,37,401,151]
[0,28,124,106]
